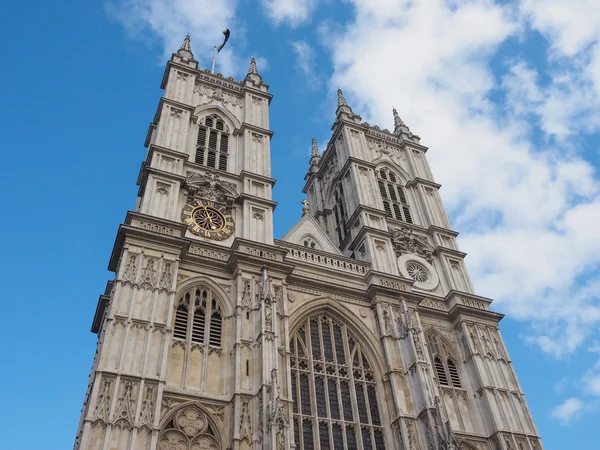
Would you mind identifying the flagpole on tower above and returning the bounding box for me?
[211,29,231,74]
[211,46,217,74]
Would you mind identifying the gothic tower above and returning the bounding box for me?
[74,35,543,450]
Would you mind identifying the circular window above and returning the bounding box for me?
[397,254,440,291]
[406,261,429,282]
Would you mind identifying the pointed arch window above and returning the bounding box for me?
[172,286,223,351]
[290,315,386,450]
[377,168,412,223]
[426,332,463,389]
[333,185,349,246]
[195,115,229,171]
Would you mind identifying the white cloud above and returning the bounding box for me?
[321,0,600,362]
[521,0,600,56]
[290,41,315,76]
[290,41,322,89]
[106,0,243,74]
[261,0,318,27]
[551,397,584,425]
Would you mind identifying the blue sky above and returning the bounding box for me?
[1,0,599,448]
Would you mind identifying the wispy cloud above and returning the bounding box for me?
[551,398,584,426]
[106,0,247,75]
[261,0,319,27]
[290,40,322,89]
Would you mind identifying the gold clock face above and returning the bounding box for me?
[181,199,234,241]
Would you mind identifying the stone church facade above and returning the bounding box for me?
[73,36,543,450]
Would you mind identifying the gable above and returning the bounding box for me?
[280,214,342,255]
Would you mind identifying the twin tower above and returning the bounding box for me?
[74,35,543,450]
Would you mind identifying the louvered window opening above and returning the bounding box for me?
[427,333,463,389]
[377,169,412,223]
[195,115,229,171]
[290,315,385,450]
[173,286,223,349]
[333,186,349,246]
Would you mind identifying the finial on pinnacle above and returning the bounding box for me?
[249,56,258,74]
[393,106,405,129]
[311,138,320,157]
[181,34,191,51]
[177,34,194,59]
[301,199,310,216]
[337,88,347,107]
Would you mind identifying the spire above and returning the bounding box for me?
[311,138,320,157]
[181,34,191,52]
[392,106,416,138]
[393,106,405,129]
[244,56,263,85]
[249,56,258,75]
[176,34,194,60]
[337,88,347,107]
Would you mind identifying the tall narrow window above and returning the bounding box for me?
[172,285,223,351]
[333,186,349,246]
[377,168,412,223]
[195,115,230,171]
[290,315,386,449]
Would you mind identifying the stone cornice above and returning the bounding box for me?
[348,225,392,251]
[227,238,295,276]
[240,84,273,103]
[433,246,468,259]
[428,224,459,238]
[238,122,274,139]
[238,170,276,186]
[406,177,442,190]
[237,193,278,209]
[152,97,197,126]
[137,165,187,193]
[91,280,113,334]
[108,221,187,272]
[147,144,190,163]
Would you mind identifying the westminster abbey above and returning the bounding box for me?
[73,35,543,450]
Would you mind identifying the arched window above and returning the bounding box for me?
[290,315,386,449]
[195,115,229,171]
[426,331,463,389]
[377,168,412,223]
[173,286,223,350]
[333,185,349,246]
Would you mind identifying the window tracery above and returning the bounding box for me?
[377,168,412,223]
[195,115,229,171]
[173,286,223,351]
[290,315,386,449]
[158,405,220,450]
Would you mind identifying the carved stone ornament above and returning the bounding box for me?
[391,225,434,263]
[112,381,137,429]
[121,254,138,285]
[138,257,158,290]
[159,262,174,292]
[239,399,252,444]
[139,384,156,428]
[268,369,289,432]
[93,377,113,423]
[194,83,243,110]
[185,170,238,205]
[158,405,220,450]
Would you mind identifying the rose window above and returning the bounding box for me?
[406,261,429,282]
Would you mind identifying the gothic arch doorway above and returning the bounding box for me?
[158,404,221,450]
[289,314,386,450]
